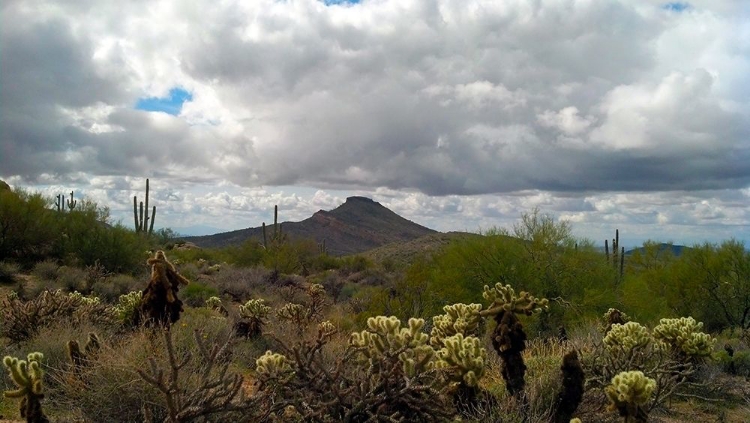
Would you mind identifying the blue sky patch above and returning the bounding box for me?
[662,2,690,12]
[135,87,193,115]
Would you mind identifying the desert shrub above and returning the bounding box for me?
[55,266,88,293]
[715,349,750,377]
[55,329,167,422]
[0,261,19,284]
[338,255,372,275]
[53,203,150,273]
[257,317,457,421]
[316,270,346,303]
[91,273,142,303]
[307,253,343,272]
[31,259,59,282]
[0,289,116,343]
[210,265,270,302]
[181,281,219,307]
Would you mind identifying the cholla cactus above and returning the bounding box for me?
[277,303,306,322]
[239,298,271,320]
[235,298,271,339]
[350,316,435,377]
[652,317,715,358]
[308,283,325,297]
[3,352,49,423]
[479,283,549,317]
[113,291,142,325]
[256,351,293,380]
[205,296,222,309]
[605,371,655,422]
[603,322,652,352]
[434,333,486,387]
[430,303,483,348]
[318,320,337,339]
[68,291,101,306]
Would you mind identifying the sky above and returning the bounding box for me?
[1,0,749,247]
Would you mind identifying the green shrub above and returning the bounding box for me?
[91,274,142,303]
[181,282,219,307]
[0,188,58,263]
[0,261,19,284]
[55,266,88,293]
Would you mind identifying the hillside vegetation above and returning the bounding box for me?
[1,183,749,422]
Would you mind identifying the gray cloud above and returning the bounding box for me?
[1,0,748,243]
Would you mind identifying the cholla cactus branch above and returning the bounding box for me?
[259,316,453,421]
[652,317,715,359]
[479,283,549,317]
[3,352,49,423]
[137,329,270,423]
[434,333,486,387]
[430,303,483,348]
[604,322,652,352]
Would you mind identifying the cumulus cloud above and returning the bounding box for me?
[1,0,748,243]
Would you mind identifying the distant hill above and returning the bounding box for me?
[363,232,481,266]
[181,196,437,256]
[625,243,690,257]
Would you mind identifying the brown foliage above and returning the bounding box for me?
[138,251,191,327]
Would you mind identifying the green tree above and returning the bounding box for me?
[675,240,750,331]
[0,188,58,263]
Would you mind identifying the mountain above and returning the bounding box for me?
[625,243,690,257]
[181,196,437,255]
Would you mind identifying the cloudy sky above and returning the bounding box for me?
[1,0,749,247]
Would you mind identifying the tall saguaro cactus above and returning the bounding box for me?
[262,205,283,249]
[54,191,78,212]
[134,178,156,235]
[66,191,77,211]
[605,229,625,282]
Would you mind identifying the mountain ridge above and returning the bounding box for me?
[181,196,437,256]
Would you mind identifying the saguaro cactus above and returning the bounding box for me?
[133,178,156,235]
[262,205,284,248]
[54,194,63,212]
[3,352,49,423]
[605,229,625,281]
[66,191,77,211]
